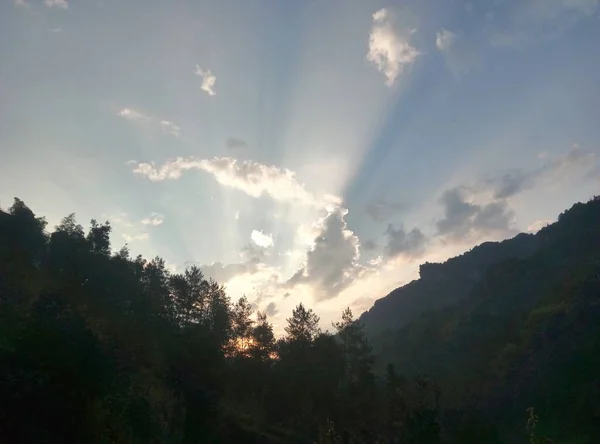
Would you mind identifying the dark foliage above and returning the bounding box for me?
[0,196,598,443]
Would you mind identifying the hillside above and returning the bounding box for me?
[359,233,540,336]
[364,197,600,442]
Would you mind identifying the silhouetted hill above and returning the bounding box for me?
[359,233,539,337]
[362,197,600,442]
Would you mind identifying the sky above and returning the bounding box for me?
[1,0,600,333]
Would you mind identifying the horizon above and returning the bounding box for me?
[2,0,599,334]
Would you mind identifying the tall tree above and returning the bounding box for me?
[284,302,320,343]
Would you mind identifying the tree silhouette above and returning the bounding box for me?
[0,196,598,442]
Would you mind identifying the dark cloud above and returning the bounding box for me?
[286,207,362,301]
[265,302,278,316]
[437,145,598,243]
[436,187,516,242]
[486,145,598,199]
[384,224,427,258]
[200,242,267,284]
[489,170,534,199]
[365,199,407,222]
[362,239,377,251]
[226,137,250,156]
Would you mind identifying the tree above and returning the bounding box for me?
[230,296,254,355]
[284,303,320,343]
[334,307,374,387]
[249,311,275,361]
[86,219,111,256]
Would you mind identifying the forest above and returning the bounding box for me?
[1,196,599,443]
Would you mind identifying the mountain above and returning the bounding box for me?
[359,233,539,337]
[361,197,600,442]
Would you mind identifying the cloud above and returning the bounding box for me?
[367,8,420,86]
[200,242,272,286]
[103,212,134,228]
[44,0,68,8]
[365,198,407,222]
[14,0,30,8]
[384,224,427,258]
[226,137,248,150]
[265,302,278,316]
[286,207,363,301]
[141,212,164,226]
[527,219,554,233]
[549,143,598,181]
[195,65,216,96]
[132,156,341,208]
[362,239,377,251]
[251,230,274,248]
[226,138,250,157]
[489,170,535,199]
[105,213,151,244]
[201,261,249,284]
[118,108,147,121]
[118,108,180,138]
[485,144,598,199]
[122,233,149,243]
[436,28,456,51]
[436,28,479,76]
[436,187,516,242]
[436,144,598,242]
[159,120,180,138]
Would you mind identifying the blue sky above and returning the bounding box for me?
[2,0,599,332]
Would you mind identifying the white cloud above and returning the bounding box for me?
[436,28,456,51]
[118,108,147,121]
[117,108,180,138]
[195,65,216,96]
[141,212,164,226]
[251,230,274,248]
[103,212,134,228]
[44,0,68,8]
[159,120,181,138]
[131,156,341,208]
[527,219,554,233]
[367,8,419,86]
[234,210,240,220]
[122,233,149,243]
